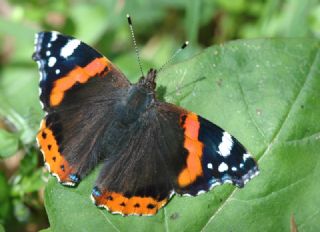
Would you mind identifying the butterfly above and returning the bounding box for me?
[32,28,259,216]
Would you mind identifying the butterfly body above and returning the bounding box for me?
[115,72,156,125]
[33,31,259,216]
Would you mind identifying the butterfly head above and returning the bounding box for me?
[138,68,157,92]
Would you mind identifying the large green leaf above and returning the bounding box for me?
[44,38,320,231]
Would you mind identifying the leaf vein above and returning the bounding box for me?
[164,207,170,232]
[235,73,267,144]
[98,210,120,232]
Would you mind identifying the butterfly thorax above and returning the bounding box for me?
[115,69,157,125]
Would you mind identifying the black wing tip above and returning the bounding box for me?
[179,165,259,196]
[233,165,260,188]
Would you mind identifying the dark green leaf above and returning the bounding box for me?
[39,228,52,232]
[11,169,45,196]
[44,38,320,231]
[19,151,39,176]
[13,200,30,222]
[0,173,11,223]
[0,224,5,232]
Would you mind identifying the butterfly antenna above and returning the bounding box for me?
[158,41,189,74]
[127,14,144,77]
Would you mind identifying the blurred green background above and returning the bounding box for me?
[0,0,319,231]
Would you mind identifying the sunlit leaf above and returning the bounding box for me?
[44,38,320,231]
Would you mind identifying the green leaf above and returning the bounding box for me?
[0,18,36,63]
[11,169,45,197]
[10,152,45,197]
[44,38,320,231]
[0,172,11,223]
[0,67,42,145]
[185,1,201,44]
[69,3,111,44]
[39,228,52,232]
[13,199,30,222]
[0,129,19,158]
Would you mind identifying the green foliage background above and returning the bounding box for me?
[0,0,319,231]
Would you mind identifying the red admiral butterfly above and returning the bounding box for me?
[33,19,259,216]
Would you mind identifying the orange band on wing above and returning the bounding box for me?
[50,57,111,106]
[37,120,75,185]
[178,113,204,187]
[92,191,168,216]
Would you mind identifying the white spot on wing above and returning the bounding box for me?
[60,39,81,58]
[207,163,213,169]
[48,57,56,67]
[44,162,51,172]
[243,153,251,161]
[39,101,44,109]
[218,132,233,157]
[36,61,44,81]
[218,162,228,172]
[34,33,39,45]
[55,69,60,74]
[61,181,76,187]
[182,193,192,197]
[209,181,221,190]
[46,51,51,56]
[51,32,58,42]
[223,179,232,184]
[231,167,237,171]
[197,190,206,195]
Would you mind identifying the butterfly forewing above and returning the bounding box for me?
[33,32,130,185]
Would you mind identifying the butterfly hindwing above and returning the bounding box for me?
[91,103,188,215]
[34,32,130,185]
[90,101,258,215]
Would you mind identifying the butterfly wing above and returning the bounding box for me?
[175,109,259,195]
[91,103,187,215]
[91,102,259,215]
[33,32,130,186]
